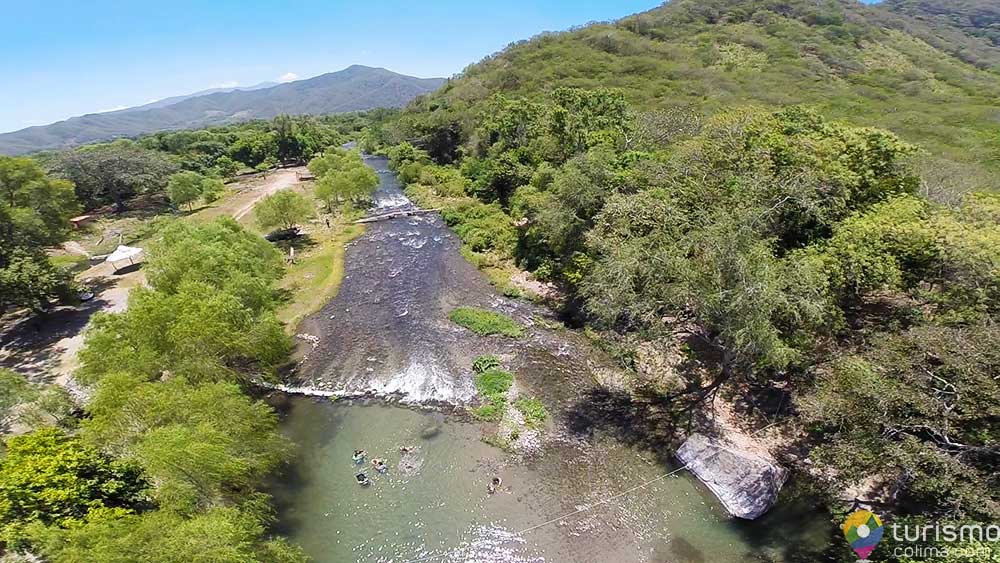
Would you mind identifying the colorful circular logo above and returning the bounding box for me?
[842,510,884,560]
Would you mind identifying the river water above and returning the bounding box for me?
[270,156,837,562]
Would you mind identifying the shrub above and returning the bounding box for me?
[472,354,501,374]
[449,307,523,337]
[515,397,548,427]
[471,368,514,422]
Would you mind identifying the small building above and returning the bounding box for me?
[69,215,94,229]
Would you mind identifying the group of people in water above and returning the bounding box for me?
[353,446,502,494]
[353,446,412,486]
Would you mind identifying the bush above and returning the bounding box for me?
[0,428,148,548]
[515,397,548,427]
[448,307,524,337]
[443,201,517,257]
[472,354,501,374]
[472,368,514,422]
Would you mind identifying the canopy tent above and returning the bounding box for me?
[105,245,144,272]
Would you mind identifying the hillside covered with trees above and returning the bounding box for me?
[364,1,1000,559]
[381,0,1000,199]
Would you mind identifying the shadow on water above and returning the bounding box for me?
[563,387,691,463]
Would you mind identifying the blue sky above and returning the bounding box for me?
[1,0,661,133]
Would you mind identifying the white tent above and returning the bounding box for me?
[105,245,143,272]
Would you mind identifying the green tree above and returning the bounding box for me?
[0,157,80,311]
[0,428,147,547]
[200,177,225,203]
[144,217,283,311]
[167,171,226,210]
[0,369,36,429]
[211,155,242,179]
[228,131,277,168]
[30,505,306,563]
[83,374,289,513]
[55,141,178,211]
[166,171,204,210]
[77,282,290,385]
[253,190,314,232]
[313,165,378,211]
[800,325,1000,520]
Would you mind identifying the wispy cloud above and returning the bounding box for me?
[95,105,127,113]
[209,80,239,89]
[279,72,299,82]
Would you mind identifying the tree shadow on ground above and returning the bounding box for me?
[0,276,120,383]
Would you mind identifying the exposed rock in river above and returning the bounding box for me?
[676,433,788,520]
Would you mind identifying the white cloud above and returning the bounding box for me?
[95,105,127,114]
[209,81,239,89]
[279,72,299,82]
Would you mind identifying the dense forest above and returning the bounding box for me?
[0,0,997,561]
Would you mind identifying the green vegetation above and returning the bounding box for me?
[254,190,315,232]
[374,0,1000,543]
[0,156,79,312]
[78,219,290,386]
[167,170,225,210]
[514,397,548,428]
[0,428,148,548]
[471,368,514,422]
[54,140,179,211]
[309,148,379,211]
[390,0,1000,195]
[472,354,501,374]
[448,307,524,337]
[3,217,306,559]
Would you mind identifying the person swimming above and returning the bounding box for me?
[356,472,371,486]
[372,458,388,473]
[352,450,367,464]
[487,476,502,494]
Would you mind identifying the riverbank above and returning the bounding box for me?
[272,155,838,561]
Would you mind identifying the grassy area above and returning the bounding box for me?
[48,254,89,273]
[448,307,523,338]
[471,368,514,422]
[514,397,548,428]
[275,216,364,330]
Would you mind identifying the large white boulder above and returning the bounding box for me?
[676,433,788,520]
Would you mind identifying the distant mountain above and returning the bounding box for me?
[120,82,280,112]
[0,66,445,155]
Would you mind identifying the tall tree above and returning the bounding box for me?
[55,141,178,211]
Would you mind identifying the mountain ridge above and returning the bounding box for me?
[0,65,445,155]
[398,0,1000,190]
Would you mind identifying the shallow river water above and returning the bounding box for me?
[270,157,837,562]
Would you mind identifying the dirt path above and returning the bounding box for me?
[0,262,143,387]
[233,168,302,221]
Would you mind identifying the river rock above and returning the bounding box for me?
[675,433,787,520]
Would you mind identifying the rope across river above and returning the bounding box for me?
[401,462,698,563]
[400,437,763,563]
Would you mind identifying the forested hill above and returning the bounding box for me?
[0,65,444,156]
[398,0,1000,192]
[884,0,1000,49]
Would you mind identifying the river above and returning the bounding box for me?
[269,156,837,562]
